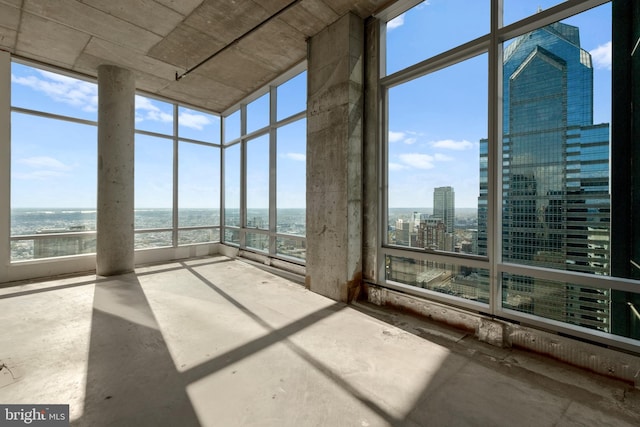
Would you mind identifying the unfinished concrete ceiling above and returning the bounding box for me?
[0,0,389,114]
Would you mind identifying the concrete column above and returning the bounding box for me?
[363,18,380,283]
[96,65,135,276]
[306,13,364,302]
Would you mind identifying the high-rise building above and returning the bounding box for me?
[433,186,455,252]
[477,22,611,331]
[433,186,455,234]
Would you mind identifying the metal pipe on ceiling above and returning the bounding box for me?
[175,0,305,81]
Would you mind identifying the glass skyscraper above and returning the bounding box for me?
[433,186,455,235]
[478,22,611,331]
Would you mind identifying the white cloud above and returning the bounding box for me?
[434,153,454,161]
[389,130,418,144]
[14,170,68,180]
[398,153,435,170]
[431,139,473,151]
[135,95,173,124]
[284,152,306,162]
[135,96,159,112]
[388,162,409,171]
[18,156,71,171]
[15,156,72,180]
[388,131,406,143]
[387,13,405,31]
[590,41,612,70]
[178,108,214,130]
[11,70,98,112]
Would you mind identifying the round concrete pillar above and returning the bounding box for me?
[96,65,135,276]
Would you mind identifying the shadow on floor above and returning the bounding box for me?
[71,259,640,426]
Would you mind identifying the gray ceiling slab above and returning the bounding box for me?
[16,12,91,68]
[148,24,225,69]
[153,0,206,17]
[0,2,19,30]
[280,0,340,37]
[160,72,245,112]
[0,0,21,7]
[183,0,271,45]
[0,27,16,51]
[24,0,163,54]
[81,0,186,37]
[192,45,278,92]
[236,19,307,70]
[1,0,391,113]
[84,37,176,80]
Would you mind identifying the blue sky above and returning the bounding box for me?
[386,0,612,208]
[10,64,307,209]
[9,1,611,212]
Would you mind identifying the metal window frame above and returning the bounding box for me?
[377,0,636,351]
[220,67,308,266]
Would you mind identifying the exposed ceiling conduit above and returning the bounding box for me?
[175,0,305,81]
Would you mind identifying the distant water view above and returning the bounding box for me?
[10,208,306,261]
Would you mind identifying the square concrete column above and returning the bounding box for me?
[96,65,135,276]
[306,13,364,302]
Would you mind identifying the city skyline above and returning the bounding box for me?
[386,1,611,209]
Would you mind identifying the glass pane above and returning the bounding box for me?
[386,255,490,303]
[277,236,306,261]
[179,142,220,227]
[135,209,172,230]
[225,228,240,245]
[277,71,306,121]
[11,113,97,257]
[388,54,487,254]
[502,273,610,332]
[135,95,174,135]
[135,231,172,249]
[246,232,269,252]
[386,1,489,75]
[178,229,220,245]
[499,7,612,276]
[11,62,98,121]
[178,106,220,144]
[135,135,173,229]
[12,234,97,260]
[224,144,241,227]
[11,238,34,260]
[504,1,566,27]
[247,93,269,134]
[246,135,269,230]
[277,118,306,236]
[224,109,241,143]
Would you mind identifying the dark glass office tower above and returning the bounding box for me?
[433,186,455,251]
[478,22,611,331]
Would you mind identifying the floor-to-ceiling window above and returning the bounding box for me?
[222,67,307,263]
[9,61,222,266]
[10,62,98,260]
[379,0,638,350]
[134,96,221,249]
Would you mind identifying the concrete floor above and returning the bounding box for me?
[1,256,640,426]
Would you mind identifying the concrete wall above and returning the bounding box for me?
[363,283,640,387]
[306,13,364,302]
[363,17,380,283]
